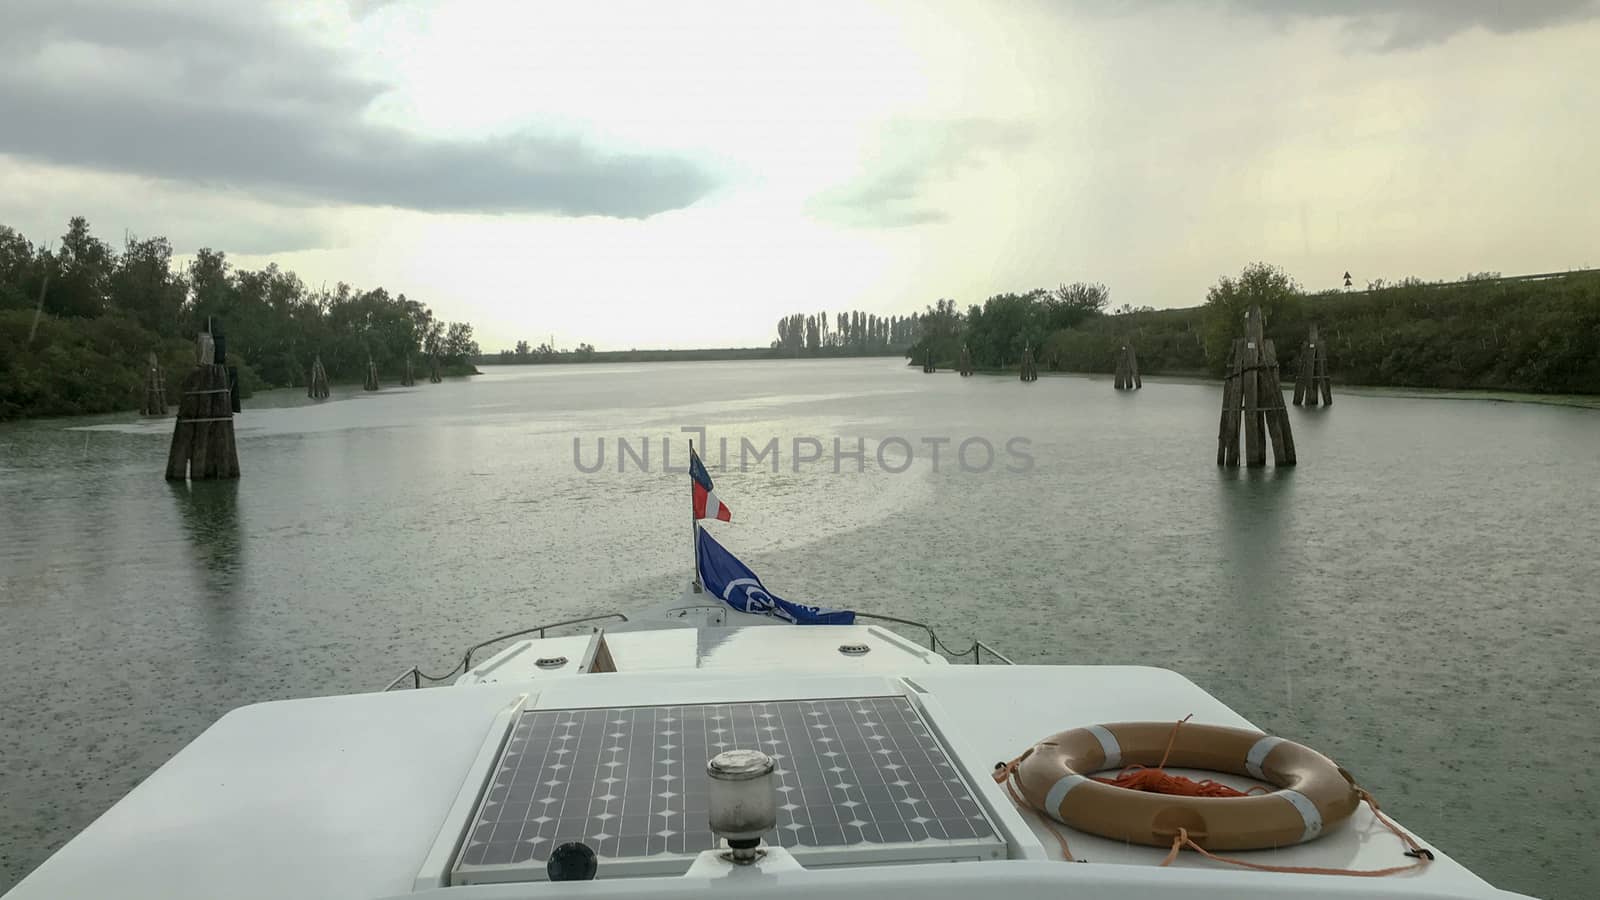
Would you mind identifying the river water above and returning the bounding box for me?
[1,359,1596,898]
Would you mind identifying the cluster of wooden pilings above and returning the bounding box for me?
[922,349,936,373]
[400,355,416,387]
[141,352,167,415]
[1019,346,1038,382]
[958,346,974,376]
[363,357,380,391]
[1294,324,1333,407]
[306,355,330,399]
[1113,344,1141,390]
[429,355,443,383]
[166,333,240,480]
[1217,305,1295,467]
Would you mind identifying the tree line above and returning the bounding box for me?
[491,340,598,363]
[908,263,1600,395]
[0,217,480,420]
[772,310,917,355]
[906,282,1112,368]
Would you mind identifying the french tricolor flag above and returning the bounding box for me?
[690,446,732,522]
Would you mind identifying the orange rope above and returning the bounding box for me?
[1137,717,1431,875]
[1095,765,1268,797]
[994,749,1081,862]
[1158,714,1189,766]
[1160,812,1430,878]
[1092,715,1270,798]
[1355,787,1430,857]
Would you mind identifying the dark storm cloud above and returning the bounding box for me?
[348,0,406,17]
[810,120,1034,228]
[0,1,716,218]
[1235,0,1599,48]
[818,169,952,228]
[1066,0,1600,49]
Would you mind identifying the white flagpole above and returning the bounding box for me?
[690,439,702,593]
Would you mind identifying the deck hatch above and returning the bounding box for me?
[451,696,1001,882]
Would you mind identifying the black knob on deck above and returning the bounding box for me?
[546,841,598,881]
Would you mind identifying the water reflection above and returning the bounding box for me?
[1216,465,1294,576]
[167,479,244,604]
[1213,466,1295,691]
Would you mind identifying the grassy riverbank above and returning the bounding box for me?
[903,266,1600,395]
[1035,268,1600,394]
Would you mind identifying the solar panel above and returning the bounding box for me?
[452,696,1002,883]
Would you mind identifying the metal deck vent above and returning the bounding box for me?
[452,696,1002,883]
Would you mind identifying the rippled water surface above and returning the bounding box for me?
[2,360,1597,897]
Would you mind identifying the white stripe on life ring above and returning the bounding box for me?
[1277,789,1324,843]
[1087,725,1121,770]
[1245,735,1284,781]
[1044,773,1090,820]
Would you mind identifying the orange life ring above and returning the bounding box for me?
[1010,722,1360,850]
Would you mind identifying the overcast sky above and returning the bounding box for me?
[3,0,1596,349]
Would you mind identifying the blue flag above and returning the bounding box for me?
[696,527,855,625]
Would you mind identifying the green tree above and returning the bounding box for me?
[442,321,478,362]
[0,226,39,311]
[1201,262,1303,372]
[906,298,965,365]
[0,217,483,419]
[187,248,235,330]
[1045,282,1109,329]
[51,216,113,318]
[110,235,186,336]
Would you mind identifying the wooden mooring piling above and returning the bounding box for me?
[1113,344,1141,390]
[1293,324,1332,407]
[307,355,330,399]
[142,352,167,415]
[166,332,240,480]
[1217,305,1295,467]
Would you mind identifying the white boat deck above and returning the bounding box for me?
[457,624,946,685]
[2,626,1529,899]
